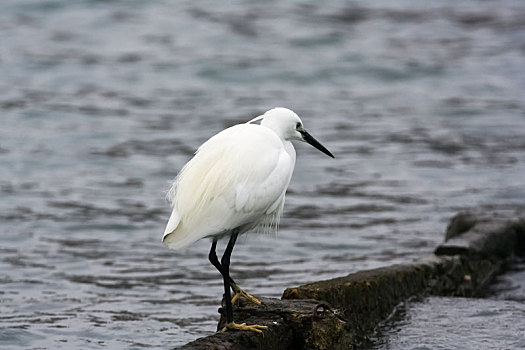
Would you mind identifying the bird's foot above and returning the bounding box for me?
[221,321,268,334]
[231,284,261,305]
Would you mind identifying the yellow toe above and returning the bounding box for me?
[221,322,268,334]
[231,284,261,305]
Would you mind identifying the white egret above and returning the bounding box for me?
[162,107,334,333]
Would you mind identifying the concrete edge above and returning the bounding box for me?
[178,212,525,350]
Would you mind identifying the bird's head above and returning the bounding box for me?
[260,107,334,158]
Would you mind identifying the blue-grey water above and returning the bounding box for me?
[374,259,525,350]
[1,0,524,349]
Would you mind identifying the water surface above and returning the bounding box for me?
[1,0,524,348]
[373,259,525,350]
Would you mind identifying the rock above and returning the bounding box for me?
[177,213,525,349]
[179,298,351,350]
[436,214,524,257]
[445,212,477,240]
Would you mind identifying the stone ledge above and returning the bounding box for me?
[178,212,525,350]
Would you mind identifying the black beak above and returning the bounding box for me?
[299,129,334,158]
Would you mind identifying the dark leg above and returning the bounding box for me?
[221,230,239,323]
[208,238,236,286]
[209,237,261,308]
[213,231,268,333]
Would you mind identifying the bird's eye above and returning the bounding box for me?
[296,122,301,130]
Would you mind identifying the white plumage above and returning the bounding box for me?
[162,107,334,252]
[161,107,333,333]
[163,109,298,250]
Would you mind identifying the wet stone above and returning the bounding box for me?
[178,213,525,349]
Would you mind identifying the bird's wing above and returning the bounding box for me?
[163,208,180,238]
[162,124,294,250]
